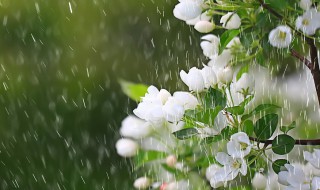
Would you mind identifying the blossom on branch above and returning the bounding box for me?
[268,25,292,48]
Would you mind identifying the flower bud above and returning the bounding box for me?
[115,138,139,157]
[173,1,202,21]
[166,155,177,167]
[180,67,205,92]
[120,115,152,139]
[235,73,254,95]
[220,12,241,29]
[134,177,151,189]
[194,21,215,33]
[252,173,267,189]
[216,67,234,84]
[299,0,311,10]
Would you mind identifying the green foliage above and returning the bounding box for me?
[119,79,148,101]
[173,128,199,140]
[242,104,281,121]
[225,106,245,115]
[161,163,187,179]
[254,114,278,140]
[200,126,235,144]
[196,106,223,126]
[225,95,254,115]
[272,159,290,174]
[135,150,167,169]
[203,88,227,108]
[272,134,295,155]
[242,120,254,136]
[280,121,296,134]
[219,29,241,55]
[236,64,250,81]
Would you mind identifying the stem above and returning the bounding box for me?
[291,46,320,106]
[249,136,320,145]
[307,39,320,105]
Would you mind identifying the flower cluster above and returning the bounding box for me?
[173,0,241,33]
[115,0,320,189]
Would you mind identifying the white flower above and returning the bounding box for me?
[304,149,320,169]
[173,1,202,22]
[300,0,312,10]
[172,91,199,110]
[162,97,185,122]
[220,12,241,29]
[235,73,255,95]
[208,50,233,68]
[227,132,252,158]
[195,20,215,33]
[296,8,320,35]
[278,164,310,189]
[216,66,234,84]
[268,25,292,48]
[133,101,165,124]
[180,67,206,92]
[252,173,267,189]
[312,177,320,190]
[186,11,211,25]
[210,152,247,188]
[120,115,152,139]
[115,138,139,157]
[200,34,220,59]
[166,155,177,167]
[200,65,217,88]
[142,85,171,105]
[206,164,221,181]
[134,177,151,189]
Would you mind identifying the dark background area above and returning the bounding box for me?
[0,0,204,189]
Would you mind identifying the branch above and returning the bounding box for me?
[290,49,312,70]
[257,0,282,20]
[249,136,320,146]
[307,39,320,105]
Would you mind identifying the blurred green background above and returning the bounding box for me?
[0,0,205,189]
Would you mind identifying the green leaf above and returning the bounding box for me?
[203,88,226,109]
[236,64,250,81]
[272,159,290,174]
[243,120,254,136]
[280,121,296,134]
[242,104,281,120]
[254,114,278,140]
[194,156,217,168]
[119,79,148,101]
[196,106,222,126]
[272,134,295,155]
[200,126,234,144]
[200,135,223,144]
[239,95,254,108]
[173,128,199,140]
[135,150,167,169]
[265,0,289,10]
[219,29,241,54]
[161,164,186,178]
[225,106,245,115]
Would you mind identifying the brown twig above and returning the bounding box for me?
[290,49,312,69]
[249,136,320,146]
[307,39,320,105]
